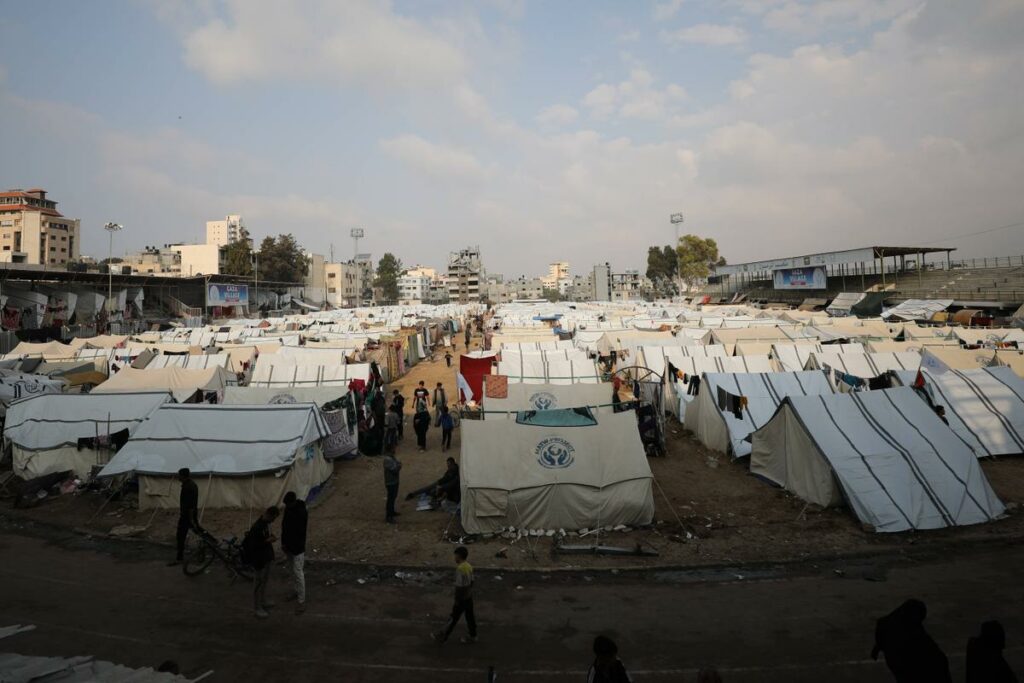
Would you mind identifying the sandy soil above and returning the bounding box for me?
[8,329,1024,571]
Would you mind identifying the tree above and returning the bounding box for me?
[645,244,680,296]
[374,253,403,303]
[541,287,562,302]
[223,228,254,277]
[256,234,309,284]
[676,234,720,288]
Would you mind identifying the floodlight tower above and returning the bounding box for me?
[350,227,364,259]
[104,222,123,314]
[670,213,684,295]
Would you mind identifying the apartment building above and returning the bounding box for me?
[448,247,484,303]
[0,188,80,266]
[206,214,246,247]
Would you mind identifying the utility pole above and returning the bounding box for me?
[350,228,364,306]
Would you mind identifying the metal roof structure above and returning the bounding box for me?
[716,246,955,277]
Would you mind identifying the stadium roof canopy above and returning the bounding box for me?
[716,246,955,277]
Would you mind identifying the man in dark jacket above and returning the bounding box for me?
[281,492,308,615]
[871,599,951,682]
[170,468,201,566]
[246,506,279,619]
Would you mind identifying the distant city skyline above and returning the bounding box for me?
[2,1,1023,275]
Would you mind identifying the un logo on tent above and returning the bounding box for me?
[269,394,298,404]
[536,437,575,469]
[529,392,557,411]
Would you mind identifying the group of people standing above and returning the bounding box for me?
[171,468,308,619]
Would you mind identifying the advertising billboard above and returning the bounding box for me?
[773,266,827,290]
[206,283,250,307]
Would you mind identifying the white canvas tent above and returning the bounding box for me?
[772,343,865,373]
[0,372,66,416]
[460,410,654,533]
[248,362,371,387]
[144,353,232,371]
[497,358,601,384]
[482,380,613,413]
[750,388,1005,532]
[884,299,953,321]
[805,351,922,380]
[4,391,172,479]
[825,292,866,316]
[99,403,333,509]
[893,366,1024,458]
[93,366,234,402]
[684,371,834,457]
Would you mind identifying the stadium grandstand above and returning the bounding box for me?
[701,246,1024,313]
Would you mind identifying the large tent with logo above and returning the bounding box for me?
[684,371,835,457]
[4,391,173,479]
[99,403,333,509]
[460,410,654,533]
[750,388,1005,532]
[93,366,235,402]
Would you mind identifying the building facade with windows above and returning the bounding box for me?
[206,214,245,247]
[448,247,484,303]
[0,188,80,266]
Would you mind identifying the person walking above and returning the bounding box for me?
[384,405,400,453]
[587,635,632,682]
[966,621,1018,683]
[383,450,402,523]
[433,382,448,427]
[445,351,453,367]
[439,405,454,453]
[281,492,308,615]
[413,398,431,452]
[464,326,471,349]
[244,506,279,619]
[871,599,951,683]
[391,390,405,440]
[414,380,429,405]
[433,546,476,644]
[169,468,201,566]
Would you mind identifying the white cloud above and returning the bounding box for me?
[536,104,580,127]
[582,68,688,121]
[662,23,748,46]
[179,0,467,91]
[379,135,488,179]
[758,0,920,35]
[653,0,686,21]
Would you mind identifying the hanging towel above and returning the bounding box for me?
[485,374,508,399]
[456,372,474,402]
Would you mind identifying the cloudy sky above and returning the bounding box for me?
[2,0,1023,276]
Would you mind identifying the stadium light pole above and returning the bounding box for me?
[104,222,123,314]
[670,213,684,296]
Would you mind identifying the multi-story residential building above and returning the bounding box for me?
[0,188,81,266]
[122,245,183,275]
[565,274,593,301]
[325,261,361,307]
[174,243,225,277]
[611,269,645,302]
[398,272,431,305]
[592,263,613,301]
[541,261,570,289]
[354,253,374,304]
[426,278,450,305]
[206,214,245,247]
[448,247,483,303]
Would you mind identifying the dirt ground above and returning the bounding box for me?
[7,330,1024,572]
[2,526,1023,682]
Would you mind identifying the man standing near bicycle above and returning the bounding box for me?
[169,468,201,567]
[244,506,279,619]
[281,492,307,615]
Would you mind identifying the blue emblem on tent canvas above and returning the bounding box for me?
[535,437,575,469]
[529,392,557,411]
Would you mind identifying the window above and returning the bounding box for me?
[2,246,8,251]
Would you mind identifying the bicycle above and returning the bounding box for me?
[183,530,254,582]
